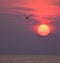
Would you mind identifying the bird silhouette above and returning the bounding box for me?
[24,15,33,24]
[24,15,33,19]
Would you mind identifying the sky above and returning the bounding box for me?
[0,0,60,54]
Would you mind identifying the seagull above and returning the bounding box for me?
[24,15,33,19]
[24,15,33,24]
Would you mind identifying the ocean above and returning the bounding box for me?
[0,55,60,63]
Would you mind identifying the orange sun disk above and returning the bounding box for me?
[37,24,50,36]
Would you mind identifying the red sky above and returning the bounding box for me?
[0,0,59,32]
[0,0,59,15]
[0,0,60,54]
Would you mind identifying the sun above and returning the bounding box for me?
[38,24,50,36]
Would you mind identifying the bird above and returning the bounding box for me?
[24,15,33,19]
[24,15,33,24]
[24,15,38,25]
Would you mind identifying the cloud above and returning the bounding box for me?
[0,12,39,25]
[43,15,60,26]
[51,16,60,26]
[48,0,60,6]
[12,7,34,11]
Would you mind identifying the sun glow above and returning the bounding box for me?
[38,24,50,36]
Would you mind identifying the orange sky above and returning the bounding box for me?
[0,0,59,33]
[0,0,59,19]
[0,0,59,13]
[0,0,60,54]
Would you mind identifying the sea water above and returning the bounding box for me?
[0,55,60,63]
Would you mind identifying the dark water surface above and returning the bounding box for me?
[0,55,60,63]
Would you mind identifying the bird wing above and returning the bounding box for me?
[28,15,33,17]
